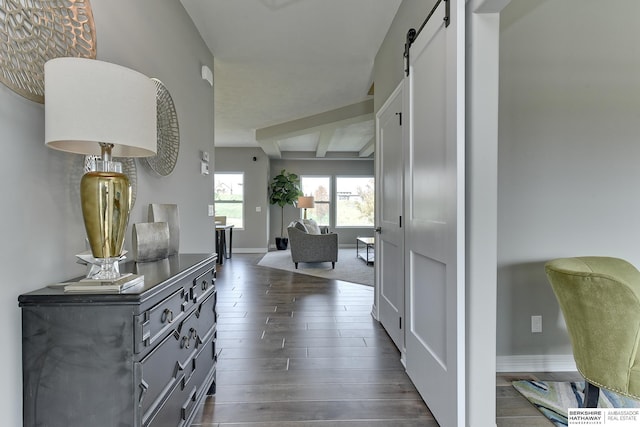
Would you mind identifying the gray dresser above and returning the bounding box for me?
[19,253,217,427]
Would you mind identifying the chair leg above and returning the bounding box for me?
[583,382,600,408]
[295,263,298,269]
[332,262,335,269]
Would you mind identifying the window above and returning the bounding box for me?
[300,176,330,226]
[336,176,375,227]
[214,173,244,228]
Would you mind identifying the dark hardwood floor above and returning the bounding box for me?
[192,253,569,426]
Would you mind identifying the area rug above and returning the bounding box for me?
[512,380,640,426]
[257,248,374,286]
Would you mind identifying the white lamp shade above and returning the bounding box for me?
[297,196,315,209]
[44,58,157,157]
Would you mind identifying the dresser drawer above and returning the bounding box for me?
[146,381,192,427]
[138,290,216,424]
[141,371,184,427]
[135,287,188,354]
[194,289,217,337]
[187,268,215,306]
[164,332,216,427]
[138,313,197,424]
[184,326,216,395]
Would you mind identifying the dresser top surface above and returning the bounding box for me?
[19,253,216,306]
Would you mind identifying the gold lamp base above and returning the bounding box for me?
[80,170,132,280]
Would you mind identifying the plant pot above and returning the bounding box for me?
[275,237,289,250]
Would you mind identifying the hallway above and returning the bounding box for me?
[193,254,436,426]
[192,253,559,426]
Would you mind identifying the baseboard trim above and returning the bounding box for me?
[232,248,268,254]
[268,244,358,249]
[268,243,362,252]
[496,354,577,372]
[370,304,378,319]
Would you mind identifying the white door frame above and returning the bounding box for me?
[465,0,510,425]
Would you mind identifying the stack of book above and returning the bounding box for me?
[63,273,145,293]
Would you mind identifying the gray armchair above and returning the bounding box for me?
[287,220,338,269]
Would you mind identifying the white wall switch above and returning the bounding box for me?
[200,161,209,175]
[531,315,542,333]
[208,205,214,216]
[256,206,261,212]
[201,151,209,162]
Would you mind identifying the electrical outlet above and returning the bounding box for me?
[531,315,542,333]
[208,205,214,216]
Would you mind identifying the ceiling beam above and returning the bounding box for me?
[279,151,371,160]
[256,99,374,142]
[259,139,282,158]
[359,137,375,157]
[315,129,335,158]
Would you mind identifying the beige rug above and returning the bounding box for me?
[257,248,374,286]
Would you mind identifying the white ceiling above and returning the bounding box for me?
[179,0,402,159]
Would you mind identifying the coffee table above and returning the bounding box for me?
[356,237,375,264]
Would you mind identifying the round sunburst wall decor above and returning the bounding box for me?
[0,0,97,103]
[141,78,180,176]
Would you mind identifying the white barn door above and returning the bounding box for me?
[404,1,465,426]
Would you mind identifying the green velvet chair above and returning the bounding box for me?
[545,257,640,407]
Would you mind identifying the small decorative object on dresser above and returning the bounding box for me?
[148,203,181,255]
[132,222,171,262]
[19,253,217,427]
[62,273,145,293]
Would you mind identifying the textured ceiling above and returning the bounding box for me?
[180,0,401,158]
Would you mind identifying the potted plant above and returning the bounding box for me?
[269,169,303,250]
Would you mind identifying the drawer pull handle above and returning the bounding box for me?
[162,309,174,324]
[189,328,197,340]
[201,280,208,291]
[181,336,190,349]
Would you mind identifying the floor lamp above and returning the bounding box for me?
[297,196,315,220]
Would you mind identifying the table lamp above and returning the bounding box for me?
[297,196,315,220]
[44,58,157,280]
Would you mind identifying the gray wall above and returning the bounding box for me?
[214,147,270,252]
[497,0,640,357]
[1,1,214,424]
[375,0,640,368]
[270,159,375,246]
